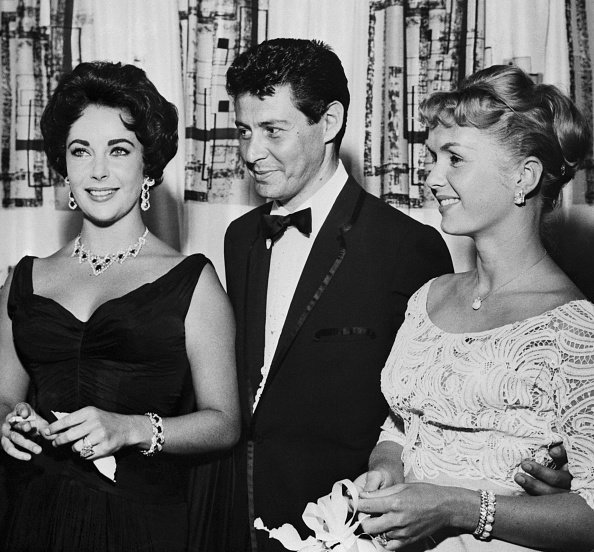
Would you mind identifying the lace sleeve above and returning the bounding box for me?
[377,411,406,446]
[554,302,594,510]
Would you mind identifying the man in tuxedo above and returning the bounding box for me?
[223,38,454,551]
[222,38,573,552]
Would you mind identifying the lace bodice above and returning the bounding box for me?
[380,279,594,508]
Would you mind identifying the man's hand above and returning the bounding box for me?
[515,445,572,495]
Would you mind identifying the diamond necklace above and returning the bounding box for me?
[471,250,548,310]
[72,227,149,276]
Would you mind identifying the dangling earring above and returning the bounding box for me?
[513,188,525,206]
[65,177,78,210]
[141,177,155,211]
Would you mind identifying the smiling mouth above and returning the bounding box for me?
[253,169,274,175]
[439,198,460,206]
[87,188,117,198]
[250,170,277,183]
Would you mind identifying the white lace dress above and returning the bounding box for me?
[380,279,594,551]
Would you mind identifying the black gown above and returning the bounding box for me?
[3,254,210,552]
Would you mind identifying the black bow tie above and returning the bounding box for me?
[261,208,312,244]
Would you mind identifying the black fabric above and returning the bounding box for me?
[261,207,312,244]
[2,254,210,552]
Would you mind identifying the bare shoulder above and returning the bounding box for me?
[142,237,186,276]
[30,242,77,281]
[530,263,587,312]
[192,262,225,302]
[550,274,587,303]
[185,263,232,338]
[425,271,478,332]
[427,272,468,305]
[0,269,15,303]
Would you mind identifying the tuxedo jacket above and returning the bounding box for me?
[223,177,453,551]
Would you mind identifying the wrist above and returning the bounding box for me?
[448,487,482,532]
[127,414,152,449]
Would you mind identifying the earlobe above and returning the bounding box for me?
[513,188,526,206]
[322,101,344,144]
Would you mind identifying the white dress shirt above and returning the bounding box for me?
[252,161,349,411]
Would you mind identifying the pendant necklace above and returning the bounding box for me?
[72,227,149,276]
[471,250,548,311]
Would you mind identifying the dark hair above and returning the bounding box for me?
[226,38,350,152]
[41,61,178,184]
[420,64,591,211]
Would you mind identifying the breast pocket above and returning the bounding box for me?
[313,326,376,342]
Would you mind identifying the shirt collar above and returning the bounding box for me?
[271,160,348,238]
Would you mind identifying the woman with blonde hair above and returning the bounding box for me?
[357,64,594,551]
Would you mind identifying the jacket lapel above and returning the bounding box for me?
[243,205,273,413]
[252,178,366,417]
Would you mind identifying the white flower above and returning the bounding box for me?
[254,517,323,551]
[255,479,383,552]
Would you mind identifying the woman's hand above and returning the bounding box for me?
[515,444,572,495]
[46,406,146,460]
[354,468,398,494]
[1,402,50,460]
[357,482,474,550]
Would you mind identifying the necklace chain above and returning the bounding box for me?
[472,250,548,311]
[72,227,149,276]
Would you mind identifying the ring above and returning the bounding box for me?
[375,532,389,547]
[80,436,94,458]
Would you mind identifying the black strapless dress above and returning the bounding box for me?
[3,254,210,552]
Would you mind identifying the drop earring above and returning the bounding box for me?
[141,177,155,211]
[65,177,78,210]
[513,188,525,206]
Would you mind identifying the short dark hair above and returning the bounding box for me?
[41,61,178,184]
[226,38,350,152]
[420,64,591,211]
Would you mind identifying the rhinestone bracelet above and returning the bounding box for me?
[473,489,496,540]
[141,412,164,456]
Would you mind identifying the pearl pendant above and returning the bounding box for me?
[472,296,483,310]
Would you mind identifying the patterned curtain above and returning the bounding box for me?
[364,0,485,208]
[180,0,266,206]
[0,0,72,209]
[565,0,594,204]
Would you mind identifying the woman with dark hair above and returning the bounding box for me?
[0,61,239,551]
[356,65,594,551]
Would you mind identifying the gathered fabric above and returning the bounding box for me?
[2,254,210,552]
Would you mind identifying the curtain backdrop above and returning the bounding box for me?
[1,0,593,284]
[181,0,258,206]
[180,0,264,276]
[566,0,594,204]
[1,0,55,210]
[364,0,485,209]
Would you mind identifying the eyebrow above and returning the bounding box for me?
[108,138,135,147]
[234,119,290,128]
[440,141,463,150]
[426,141,472,153]
[261,119,289,126]
[66,138,136,148]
